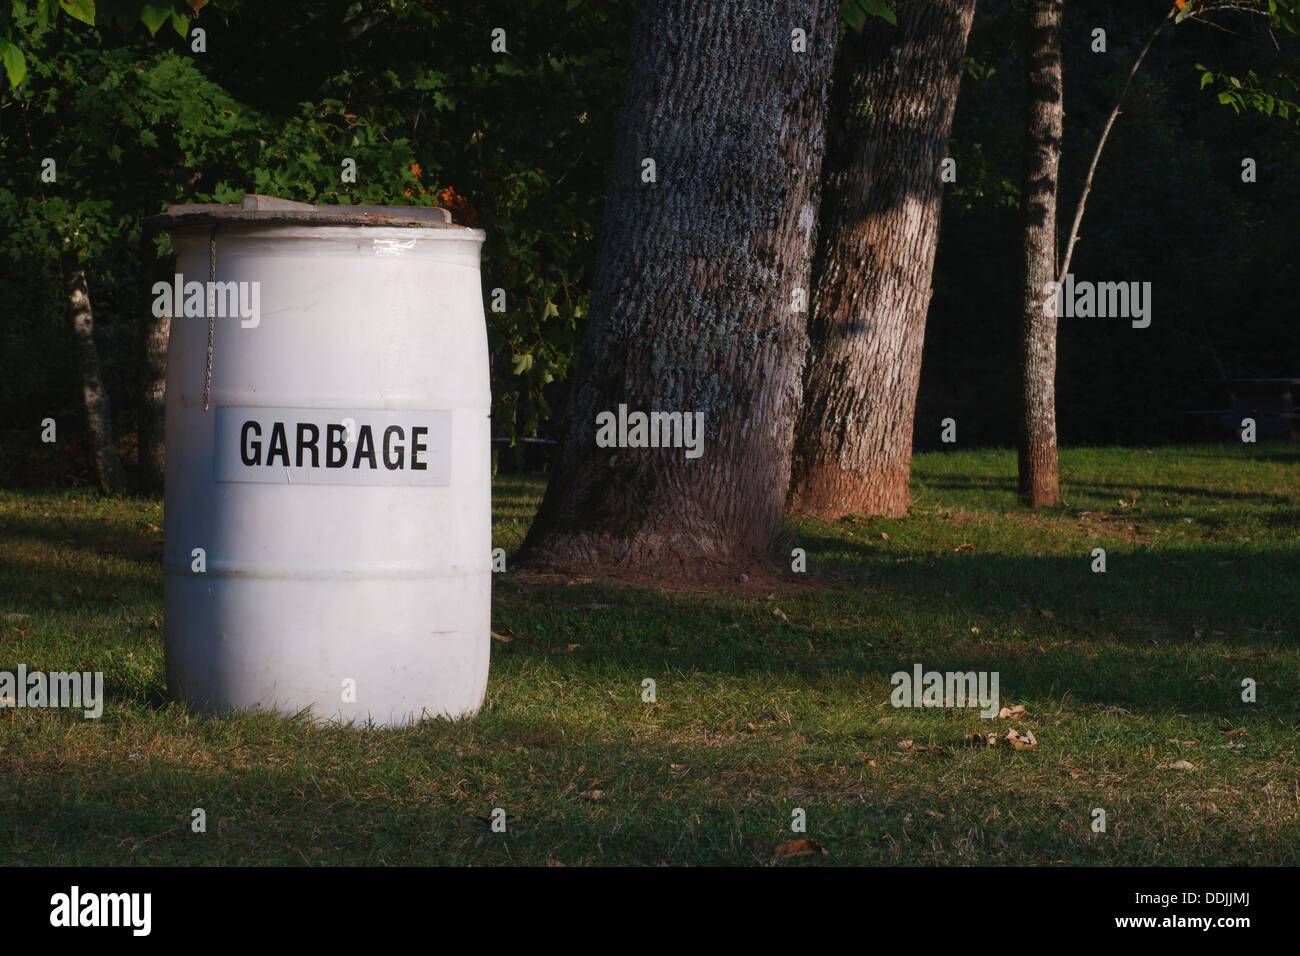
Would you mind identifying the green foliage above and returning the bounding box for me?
[945,139,1020,214]
[1197,61,1300,120]
[840,0,896,31]
[203,0,634,452]
[2,0,633,460]
[1181,1,1300,122]
[0,1,204,86]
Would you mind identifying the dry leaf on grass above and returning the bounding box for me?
[579,789,605,801]
[898,739,948,756]
[970,728,1038,750]
[490,630,511,643]
[998,704,1027,720]
[1156,760,1196,771]
[1006,728,1037,750]
[773,838,828,861]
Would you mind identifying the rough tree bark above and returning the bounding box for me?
[1017,0,1063,508]
[138,308,170,493]
[69,269,127,495]
[520,0,839,574]
[788,0,976,520]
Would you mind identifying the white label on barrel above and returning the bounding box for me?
[213,407,451,485]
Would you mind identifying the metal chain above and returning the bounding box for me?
[203,225,218,411]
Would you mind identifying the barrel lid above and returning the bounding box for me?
[144,193,468,230]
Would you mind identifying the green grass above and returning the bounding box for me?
[1,443,1297,865]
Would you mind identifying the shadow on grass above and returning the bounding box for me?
[489,537,1298,720]
[3,485,1296,725]
[7,724,1295,866]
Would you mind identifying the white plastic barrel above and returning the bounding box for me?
[150,195,490,727]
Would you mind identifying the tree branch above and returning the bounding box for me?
[1058,9,1173,285]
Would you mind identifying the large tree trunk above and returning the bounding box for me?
[788,0,976,520]
[520,0,839,575]
[138,308,170,494]
[1016,0,1063,508]
[69,269,127,496]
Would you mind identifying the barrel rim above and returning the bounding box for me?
[144,209,482,231]
[143,193,480,233]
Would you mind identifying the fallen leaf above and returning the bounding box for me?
[954,543,974,553]
[579,789,605,801]
[490,630,511,643]
[1006,728,1037,751]
[547,858,566,867]
[880,532,891,541]
[1156,759,1195,771]
[898,739,947,756]
[773,838,828,861]
[566,643,579,652]
[772,607,790,623]
[978,728,1039,750]
[998,704,1026,720]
